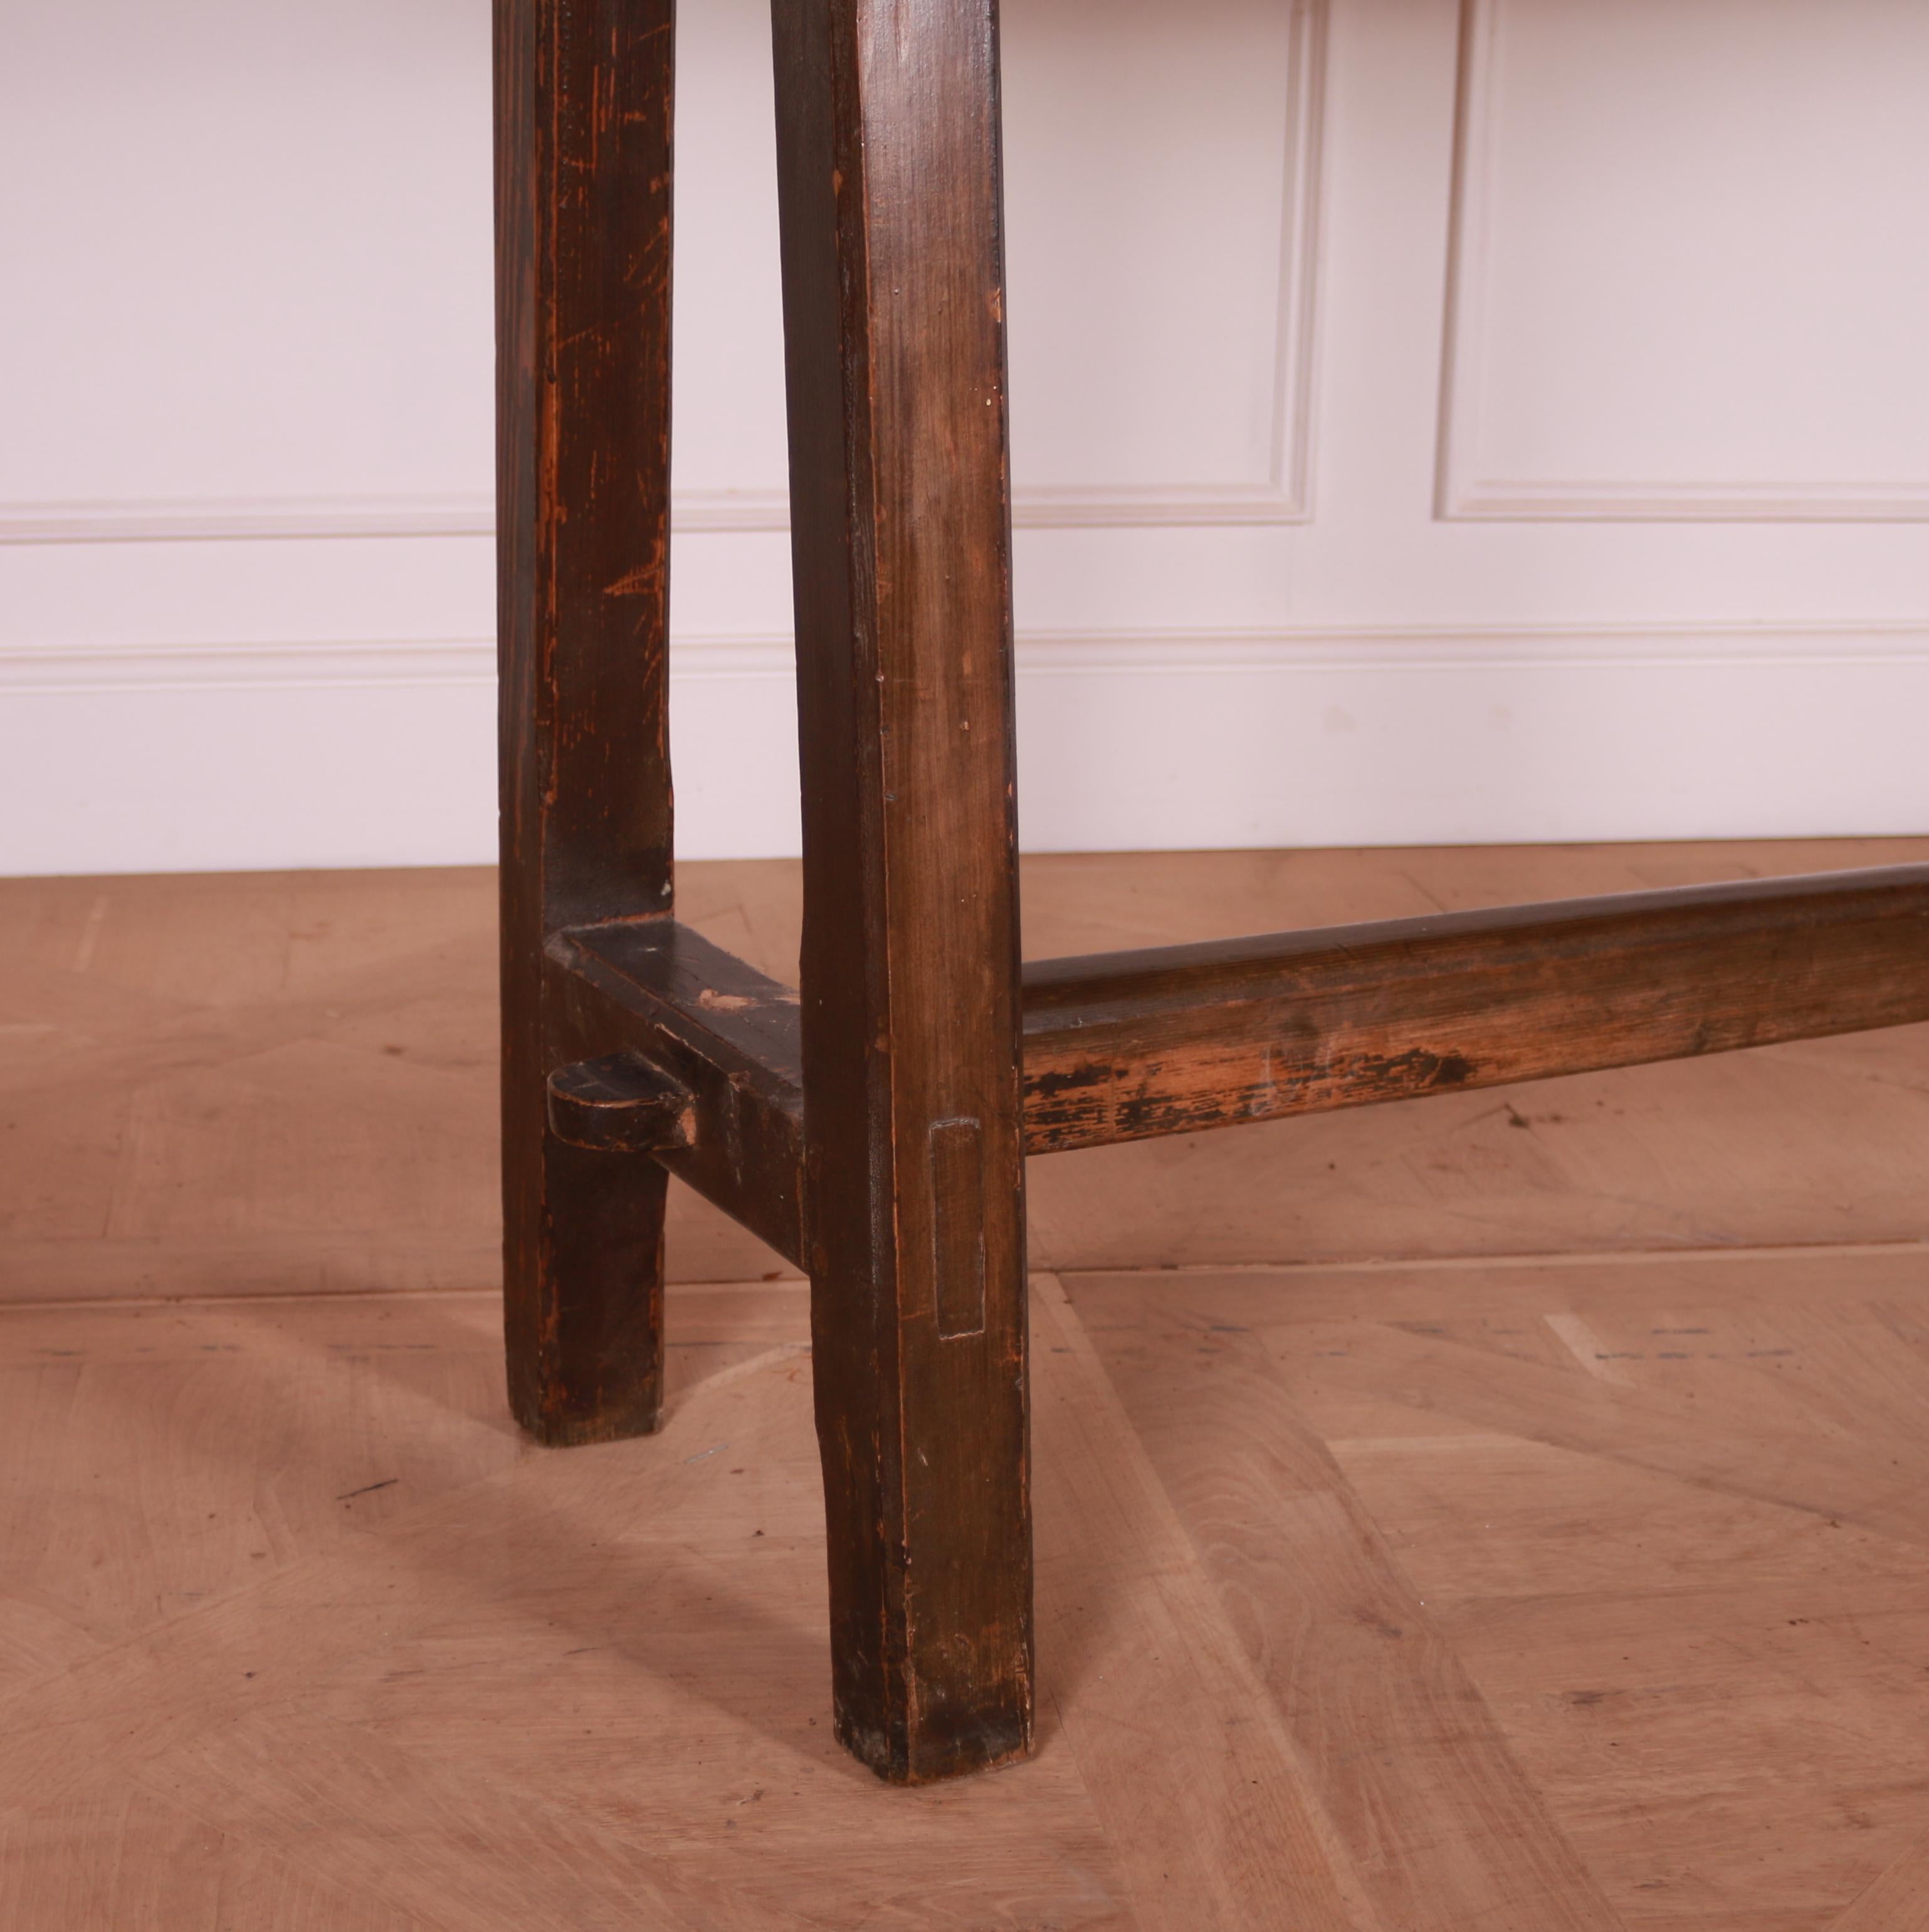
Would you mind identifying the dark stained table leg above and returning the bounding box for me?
[494,0,678,1445]
[488,0,1929,1785]
[771,0,1035,1783]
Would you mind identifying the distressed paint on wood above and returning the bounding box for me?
[1019,864,1929,1151]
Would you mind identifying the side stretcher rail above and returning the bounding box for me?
[546,863,1929,1269]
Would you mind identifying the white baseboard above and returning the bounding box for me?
[3,625,1926,875]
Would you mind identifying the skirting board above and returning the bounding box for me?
[3,626,1926,875]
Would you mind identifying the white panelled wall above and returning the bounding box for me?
[3,0,1926,875]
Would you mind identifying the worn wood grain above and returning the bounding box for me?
[771,0,1033,1780]
[1022,864,1929,1151]
[538,864,1929,1255]
[551,919,806,1265]
[545,1052,694,1155]
[495,0,679,1444]
[13,843,1929,1302]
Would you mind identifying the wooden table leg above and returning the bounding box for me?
[494,0,677,1446]
[772,0,1034,1782]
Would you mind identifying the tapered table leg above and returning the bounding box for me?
[495,0,677,1445]
[772,0,1034,1781]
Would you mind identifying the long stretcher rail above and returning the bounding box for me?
[549,865,1929,1249]
[1019,863,1929,1151]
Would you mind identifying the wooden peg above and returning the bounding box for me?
[546,1053,695,1156]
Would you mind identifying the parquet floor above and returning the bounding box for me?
[3,842,1929,1928]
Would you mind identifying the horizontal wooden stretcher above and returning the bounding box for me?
[493,0,1926,1783]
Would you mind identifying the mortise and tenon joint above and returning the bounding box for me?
[493,0,1929,1784]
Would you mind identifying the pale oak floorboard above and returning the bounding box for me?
[1829,1825,1929,1931]
[1031,1274,1377,1932]
[1085,1304,1626,1931]
[0,1292,1140,1929]
[1067,1254,1929,1931]
[5,844,1929,1924]
[1254,1296,1929,1548]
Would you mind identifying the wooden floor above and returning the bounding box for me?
[3,841,1929,1928]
